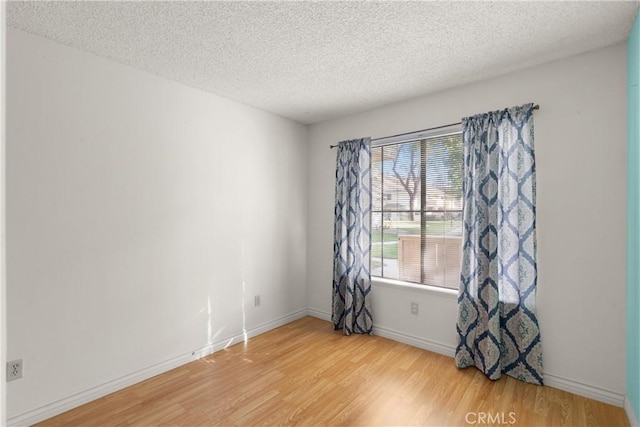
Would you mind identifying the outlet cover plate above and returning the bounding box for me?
[411,302,419,315]
[7,359,22,381]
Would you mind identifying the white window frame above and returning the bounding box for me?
[371,123,463,292]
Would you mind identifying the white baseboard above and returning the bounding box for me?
[306,307,331,322]
[310,308,627,410]
[625,395,639,427]
[10,307,626,425]
[373,324,456,358]
[7,309,308,427]
[372,325,625,409]
[306,308,456,358]
[544,373,624,407]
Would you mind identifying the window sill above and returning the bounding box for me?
[371,277,459,299]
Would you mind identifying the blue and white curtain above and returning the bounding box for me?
[332,138,373,335]
[455,104,543,385]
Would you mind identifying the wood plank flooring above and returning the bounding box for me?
[39,316,628,426]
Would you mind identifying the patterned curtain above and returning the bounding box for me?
[455,104,543,385]
[332,138,373,335]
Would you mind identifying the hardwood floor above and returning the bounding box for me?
[39,316,628,426]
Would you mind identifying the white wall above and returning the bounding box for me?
[307,43,627,401]
[6,28,307,423]
[1,3,7,426]
[6,25,628,423]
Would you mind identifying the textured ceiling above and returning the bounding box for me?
[7,1,639,124]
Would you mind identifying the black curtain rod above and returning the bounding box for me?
[329,104,540,149]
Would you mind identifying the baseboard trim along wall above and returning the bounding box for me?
[306,307,331,322]
[626,395,640,427]
[306,308,456,358]
[539,373,624,407]
[9,308,627,425]
[307,308,626,408]
[374,326,627,408]
[372,325,456,358]
[378,327,628,408]
[7,309,308,427]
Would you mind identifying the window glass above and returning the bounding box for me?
[371,130,463,289]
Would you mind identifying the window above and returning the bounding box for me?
[371,126,463,289]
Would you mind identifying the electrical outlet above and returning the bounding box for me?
[411,302,419,316]
[254,295,261,307]
[7,359,22,381]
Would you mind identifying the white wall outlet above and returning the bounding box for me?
[254,295,261,307]
[411,302,419,315]
[7,359,23,381]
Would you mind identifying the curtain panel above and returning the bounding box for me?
[455,104,543,385]
[332,138,373,335]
